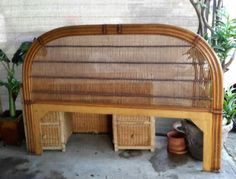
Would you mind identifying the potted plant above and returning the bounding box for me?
[0,42,31,145]
[222,87,236,143]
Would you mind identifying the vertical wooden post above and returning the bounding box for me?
[202,117,213,171]
[23,103,35,153]
[32,109,43,155]
[191,113,221,172]
[201,113,222,172]
[211,112,222,171]
[28,105,48,155]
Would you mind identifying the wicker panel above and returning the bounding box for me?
[72,113,111,133]
[32,63,195,80]
[113,115,155,151]
[41,124,60,148]
[47,35,189,46]
[30,34,212,109]
[40,112,72,151]
[62,112,73,143]
[41,111,60,123]
[35,47,190,63]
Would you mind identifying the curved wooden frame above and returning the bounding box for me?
[22,24,223,172]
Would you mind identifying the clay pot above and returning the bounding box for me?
[167,130,187,155]
[0,110,24,145]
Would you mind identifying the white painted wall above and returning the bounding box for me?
[0,0,198,50]
[223,1,236,88]
[0,0,198,111]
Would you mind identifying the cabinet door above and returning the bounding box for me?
[116,123,151,146]
[41,123,61,149]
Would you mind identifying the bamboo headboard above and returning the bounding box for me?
[22,25,223,171]
[23,24,223,110]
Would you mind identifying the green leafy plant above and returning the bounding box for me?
[205,10,236,72]
[0,42,32,118]
[223,87,236,125]
[190,1,236,73]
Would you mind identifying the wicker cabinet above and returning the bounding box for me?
[112,115,155,152]
[72,113,112,133]
[40,112,72,151]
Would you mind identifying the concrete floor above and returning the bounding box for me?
[0,134,236,179]
[225,132,236,163]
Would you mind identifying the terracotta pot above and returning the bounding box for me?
[0,110,24,145]
[167,130,187,155]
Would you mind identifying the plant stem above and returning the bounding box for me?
[1,62,10,73]
[8,89,16,118]
[190,0,204,36]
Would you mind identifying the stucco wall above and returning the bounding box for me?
[0,0,198,112]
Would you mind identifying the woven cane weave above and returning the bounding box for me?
[30,35,211,108]
[112,115,155,151]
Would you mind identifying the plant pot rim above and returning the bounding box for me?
[222,119,233,130]
[0,110,23,121]
[167,130,185,138]
[168,148,188,155]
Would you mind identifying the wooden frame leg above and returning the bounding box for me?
[202,118,213,171]
[30,108,49,155]
[211,113,222,172]
[24,104,34,153]
[191,115,219,172]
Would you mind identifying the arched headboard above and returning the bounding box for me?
[22,24,223,171]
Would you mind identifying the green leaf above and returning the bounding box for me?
[0,80,8,88]
[0,49,10,63]
[12,41,32,65]
[224,87,236,121]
